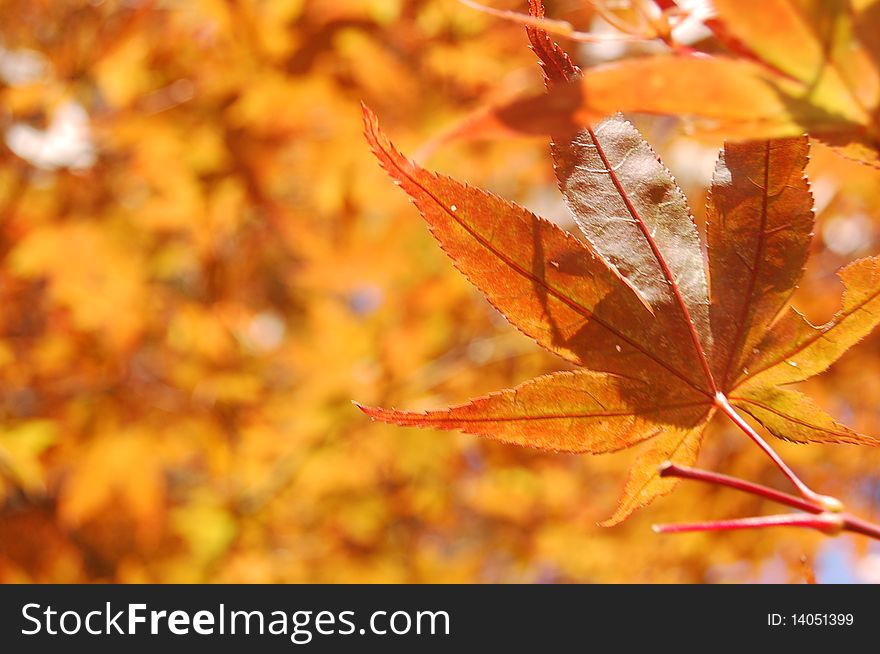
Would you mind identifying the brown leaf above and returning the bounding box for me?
[362,104,710,392]
[707,137,814,389]
[359,18,880,527]
[439,55,833,144]
[553,115,713,377]
[359,370,709,454]
[362,100,715,523]
[524,0,580,88]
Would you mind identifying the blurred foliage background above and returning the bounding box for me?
[1,0,879,583]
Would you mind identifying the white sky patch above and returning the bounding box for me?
[0,44,49,85]
[5,101,97,171]
[671,0,715,45]
[811,176,837,216]
[241,311,286,353]
[664,139,722,189]
[822,212,874,256]
[856,552,880,583]
[579,0,714,63]
[579,16,635,64]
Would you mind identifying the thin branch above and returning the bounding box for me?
[458,0,659,43]
[659,462,821,514]
[653,512,844,535]
[841,514,880,541]
[656,462,880,542]
[655,511,880,541]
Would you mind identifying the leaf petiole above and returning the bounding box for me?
[713,392,842,511]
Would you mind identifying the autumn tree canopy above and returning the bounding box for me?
[2,0,880,583]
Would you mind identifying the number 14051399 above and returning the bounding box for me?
[768,613,854,627]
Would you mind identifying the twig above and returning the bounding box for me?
[458,0,661,43]
[654,512,843,535]
[658,462,821,514]
[654,462,880,542]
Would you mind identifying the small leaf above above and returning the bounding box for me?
[441,1,880,168]
[710,0,880,121]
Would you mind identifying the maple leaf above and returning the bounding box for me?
[358,12,880,525]
[444,0,880,168]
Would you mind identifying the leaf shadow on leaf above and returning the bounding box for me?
[770,86,880,165]
[800,1,848,92]
[808,128,880,167]
[490,83,586,139]
[524,221,712,430]
[764,2,880,164]
[855,1,880,68]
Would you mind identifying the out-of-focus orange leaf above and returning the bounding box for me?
[441,1,880,167]
[440,54,864,147]
[10,222,147,349]
[58,430,166,544]
[2,0,880,585]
